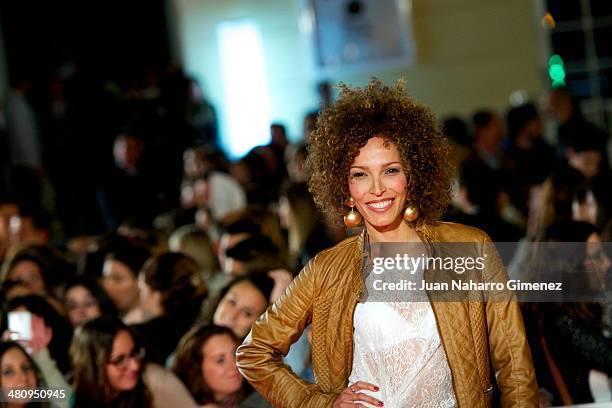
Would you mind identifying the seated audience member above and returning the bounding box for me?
[0,245,72,303]
[565,137,612,224]
[210,274,274,341]
[0,341,69,408]
[173,323,271,407]
[523,219,612,405]
[133,253,207,363]
[3,295,73,376]
[71,317,200,408]
[1,247,52,298]
[102,243,150,324]
[62,275,117,327]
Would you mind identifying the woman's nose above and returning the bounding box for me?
[15,371,29,386]
[370,175,386,195]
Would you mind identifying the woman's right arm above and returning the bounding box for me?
[236,256,337,408]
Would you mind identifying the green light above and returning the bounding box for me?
[548,54,564,67]
[548,54,566,87]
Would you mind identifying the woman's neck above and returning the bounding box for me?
[365,220,421,243]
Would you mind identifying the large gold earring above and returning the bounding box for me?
[403,203,419,222]
[344,197,362,227]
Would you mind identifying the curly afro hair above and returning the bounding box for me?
[306,78,454,227]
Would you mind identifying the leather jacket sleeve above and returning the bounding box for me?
[482,235,539,407]
[236,256,338,408]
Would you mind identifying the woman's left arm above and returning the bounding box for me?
[482,235,539,407]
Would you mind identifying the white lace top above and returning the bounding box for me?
[349,301,457,408]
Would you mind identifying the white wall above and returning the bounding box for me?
[172,0,544,151]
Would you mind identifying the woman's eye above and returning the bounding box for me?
[386,167,400,174]
[243,310,254,319]
[2,368,14,377]
[350,172,366,178]
[216,356,225,364]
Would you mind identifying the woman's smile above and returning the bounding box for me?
[366,198,395,212]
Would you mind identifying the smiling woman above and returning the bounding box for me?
[236,78,538,408]
[70,317,201,408]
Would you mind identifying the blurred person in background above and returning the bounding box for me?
[0,340,69,408]
[0,246,71,310]
[173,323,271,408]
[102,243,150,324]
[97,132,158,230]
[522,219,611,405]
[471,110,506,171]
[61,275,117,327]
[210,274,274,341]
[133,253,207,363]
[565,137,612,225]
[71,317,200,408]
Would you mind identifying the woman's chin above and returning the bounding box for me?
[364,215,402,231]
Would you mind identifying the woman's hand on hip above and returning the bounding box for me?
[333,381,383,407]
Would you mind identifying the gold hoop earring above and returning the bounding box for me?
[344,197,362,227]
[403,203,419,222]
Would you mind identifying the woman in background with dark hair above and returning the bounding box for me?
[173,323,270,407]
[102,243,150,324]
[71,317,199,408]
[0,339,69,407]
[0,341,45,408]
[524,219,612,405]
[133,252,207,363]
[211,273,273,341]
[61,275,118,327]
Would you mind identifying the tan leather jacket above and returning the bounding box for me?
[236,221,538,407]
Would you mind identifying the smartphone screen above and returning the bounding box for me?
[7,311,33,341]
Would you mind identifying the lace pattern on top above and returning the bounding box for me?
[349,302,457,408]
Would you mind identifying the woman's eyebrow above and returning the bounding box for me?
[350,161,401,169]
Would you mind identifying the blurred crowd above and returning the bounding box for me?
[0,65,611,407]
